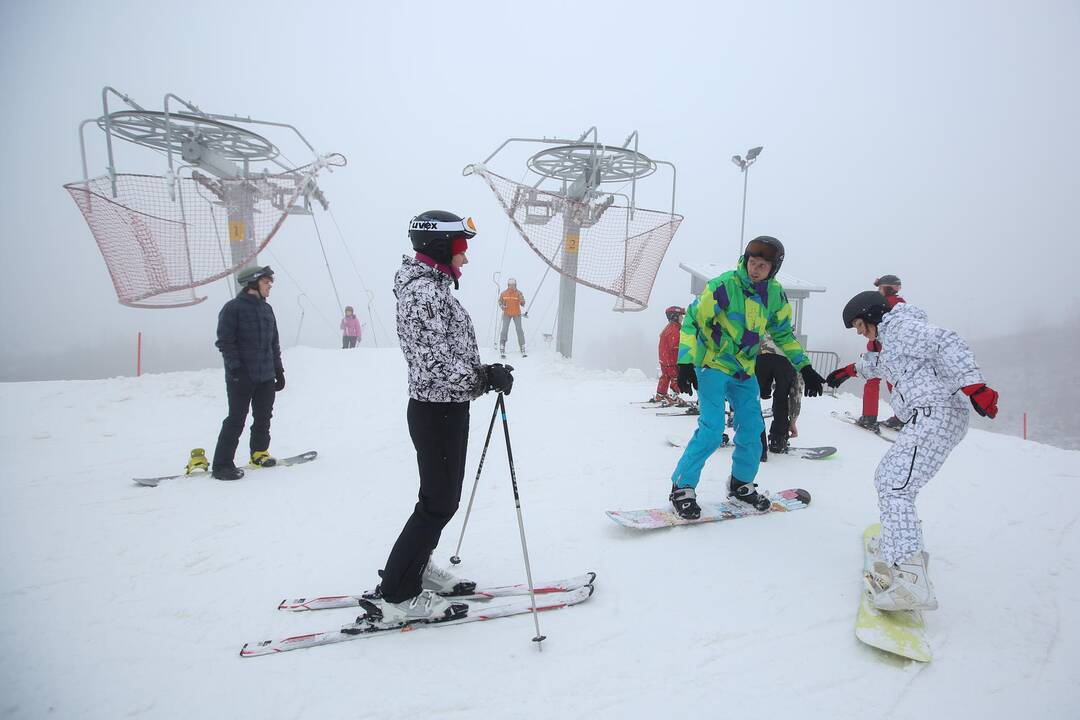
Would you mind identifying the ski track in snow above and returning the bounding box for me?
[1,346,1078,719]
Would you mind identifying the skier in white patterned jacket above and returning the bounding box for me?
[369,210,514,627]
[826,291,999,612]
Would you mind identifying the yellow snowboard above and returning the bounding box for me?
[855,524,932,662]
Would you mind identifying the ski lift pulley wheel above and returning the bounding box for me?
[527,144,657,183]
[97,110,279,161]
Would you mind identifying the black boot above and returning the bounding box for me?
[669,484,701,520]
[212,466,245,481]
[768,435,789,454]
[855,415,880,433]
[728,476,771,512]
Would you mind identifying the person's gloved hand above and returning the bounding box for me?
[676,364,697,396]
[962,383,998,419]
[800,365,826,397]
[826,364,857,388]
[483,363,515,395]
[274,368,286,392]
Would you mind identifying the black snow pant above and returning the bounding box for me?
[212,373,276,471]
[342,335,358,349]
[379,399,471,603]
[755,353,795,444]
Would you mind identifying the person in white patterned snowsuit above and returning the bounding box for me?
[371,210,515,627]
[827,291,999,611]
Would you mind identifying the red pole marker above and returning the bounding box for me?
[137,332,142,377]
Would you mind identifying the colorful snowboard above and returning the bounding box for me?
[855,523,931,662]
[665,435,835,460]
[606,488,811,530]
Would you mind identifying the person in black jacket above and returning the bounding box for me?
[211,265,286,480]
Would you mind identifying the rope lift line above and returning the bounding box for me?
[263,248,337,332]
[309,211,344,315]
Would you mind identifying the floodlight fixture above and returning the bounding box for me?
[731,155,744,168]
[746,146,764,161]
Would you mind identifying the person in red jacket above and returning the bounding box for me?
[652,306,685,404]
[858,274,906,432]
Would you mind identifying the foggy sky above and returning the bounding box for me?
[2,0,1078,383]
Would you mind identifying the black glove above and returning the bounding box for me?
[825,363,857,388]
[274,368,286,392]
[483,363,515,395]
[800,365,825,397]
[676,364,697,396]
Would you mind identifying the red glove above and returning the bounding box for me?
[962,384,998,419]
[825,363,857,388]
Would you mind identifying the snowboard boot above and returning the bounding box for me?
[422,560,477,597]
[500,345,506,359]
[212,466,245,481]
[855,415,881,433]
[768,435,789,454]
[250,450,277,467]
[728,476,772,512]
[881,416,905,431]
[867,550,938,612]
[186,448,209,474]
[359,590,468,627]
[520,346,527,358]
[669,484,701,520]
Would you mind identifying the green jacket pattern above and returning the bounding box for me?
[678,257,809,380]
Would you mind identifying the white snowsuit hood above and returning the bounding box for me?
[394,255,486,403]
[855,302,985,421]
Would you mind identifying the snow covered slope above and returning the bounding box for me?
[1,347,1077,718]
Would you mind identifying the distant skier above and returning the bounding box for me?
[826,291,999,611]
[211,265,286,480]
[856,274,906,432]
[498,278,527,358]
[650,305,686,405]
[340,305,362,349]
[371,210,514,626]
[669,236,826,519]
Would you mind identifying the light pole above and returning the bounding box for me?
[731,146,763,254]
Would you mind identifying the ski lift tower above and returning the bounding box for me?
[64,87,345,308]
[465,128,682,358]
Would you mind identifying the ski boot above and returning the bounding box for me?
[250,450,277,468]
[500,345,506,359]
[185,448,209,475]
[685,404,700,416]
[669,484,701,520]
[881,416,905,431]
[866,550,938,611]
[520,346,527,358]
[212,466,245,481]
[855,415,881,433]
[728,475,771,512]
[422,560,477,596]
[357,590,468,628]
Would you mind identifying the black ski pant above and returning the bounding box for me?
[342,335,358,349]
[212,374,276,470]
[755,353,795,443]
[379,399,471,603]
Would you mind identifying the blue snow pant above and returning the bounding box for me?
[671,366,765,489]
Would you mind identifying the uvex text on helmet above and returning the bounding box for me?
[743,236,785,278]
[408,211,477,263]
[842,290,891,328]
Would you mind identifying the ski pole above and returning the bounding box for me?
[496,393,546,646]
[449,394,501,565]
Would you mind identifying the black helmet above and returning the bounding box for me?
[842,290,891,329]
[237,265,274,287]
[665,305,685,322]
[874,274,901,287]
[408,210,477,264]
[743,236,785,278]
